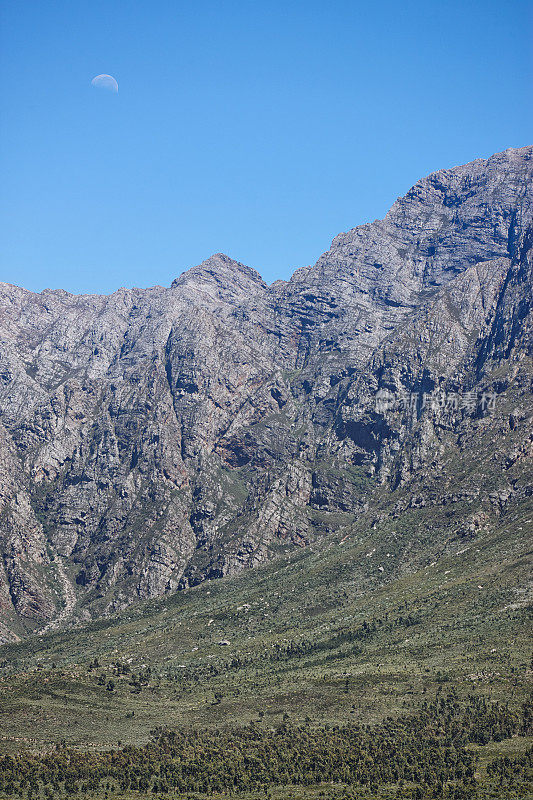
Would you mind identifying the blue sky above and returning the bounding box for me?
[1,0,532,294]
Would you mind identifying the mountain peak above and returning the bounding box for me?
[171,253,266,294]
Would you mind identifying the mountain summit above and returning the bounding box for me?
[171,253,266,301]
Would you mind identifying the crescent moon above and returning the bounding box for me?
[91,74,119,93]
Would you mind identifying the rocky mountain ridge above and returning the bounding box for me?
[0,145,531,640]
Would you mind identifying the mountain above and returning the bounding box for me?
[0,145,531,642]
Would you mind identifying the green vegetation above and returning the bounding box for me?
[0,694,530,799]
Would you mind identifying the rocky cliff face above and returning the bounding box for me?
[0,146,531,638]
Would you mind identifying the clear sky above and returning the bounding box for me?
[1,0,532,294]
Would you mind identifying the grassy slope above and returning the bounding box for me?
[0,491,530,752]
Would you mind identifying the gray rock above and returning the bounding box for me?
[0,145,531,638]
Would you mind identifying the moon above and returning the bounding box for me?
[91,74,119,93]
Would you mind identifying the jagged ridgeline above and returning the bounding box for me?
[0,145,531,636]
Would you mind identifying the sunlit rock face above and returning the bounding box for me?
[0,146,531,637]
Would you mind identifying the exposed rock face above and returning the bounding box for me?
[0,146,531,637]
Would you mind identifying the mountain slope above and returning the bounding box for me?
[0,146,531,639]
